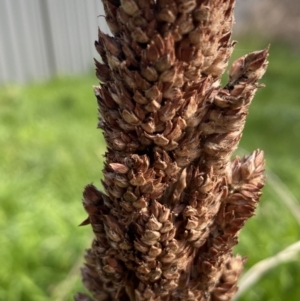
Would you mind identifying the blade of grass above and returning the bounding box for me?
[266,169,300,225]
[50,254,85,301]
[233,241,300,300]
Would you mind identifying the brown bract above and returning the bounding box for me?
[75,1,269,300]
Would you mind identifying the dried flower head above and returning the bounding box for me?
[75,1,268,300]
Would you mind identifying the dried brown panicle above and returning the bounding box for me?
[75,1,268,300]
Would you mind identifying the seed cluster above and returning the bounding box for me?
[75,1,268,300]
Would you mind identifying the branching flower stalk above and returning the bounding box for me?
[75,1,268,300]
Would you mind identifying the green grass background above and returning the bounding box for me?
[1,39,300,301]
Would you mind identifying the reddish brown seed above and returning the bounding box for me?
[120,0,139,16]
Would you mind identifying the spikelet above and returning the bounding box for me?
[76,1,269,300]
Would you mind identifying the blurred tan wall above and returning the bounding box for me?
[0,0,109,84]
[234,0,300,48]
[0,0,298,84]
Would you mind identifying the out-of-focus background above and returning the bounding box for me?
[0,0,299,300]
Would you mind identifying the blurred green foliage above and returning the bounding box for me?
[0,40,299,301]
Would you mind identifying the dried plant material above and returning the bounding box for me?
[76,1,268,300]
